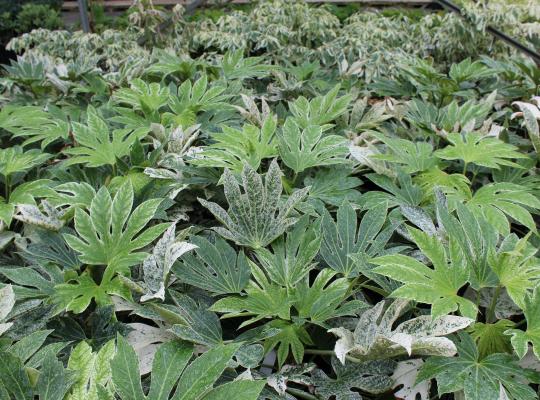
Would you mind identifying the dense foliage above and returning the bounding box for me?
[0,0,540,399]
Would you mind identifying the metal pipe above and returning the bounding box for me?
[77,0,91,33]
[435,0,540,66]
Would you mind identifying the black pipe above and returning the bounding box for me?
[77,0,91,33]
[435,0,540,66]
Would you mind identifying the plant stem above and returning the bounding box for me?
[304,349,364,364]
[462,161,468,176]
[286,388,318,400]
[486,285,502,324]
[4,175,11,201]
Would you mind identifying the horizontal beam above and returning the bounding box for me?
[62,0,433,10]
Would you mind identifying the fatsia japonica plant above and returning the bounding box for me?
[1,1,540,399]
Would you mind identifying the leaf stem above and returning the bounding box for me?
[304,349,364,363]
[486,285,502,324]
[4,175,11,201]
[286,388,318,400]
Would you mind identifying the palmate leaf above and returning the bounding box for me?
[458,182,540,235]
[303,167,362,208]
[311,357,395,400]
[263,320,313,368]
[505,287,540,360]
[417,333,540,400]
[277,118,348,174]
[168,292,223,347]
[199,160,309,249]
[288,84,352,129]
[221,50,274,80]
[468,320,514,358]
[111,336,265,400]
[53,273,131,314]
[191,117,277,172]
[173,235,251,296]
[255,215,321,288]
[292,269,365,327]
[0,146,50,178]
[163,75,230,128]
[0,105,51,138]
[360,172,423,209]
[370,133,439,174]
[329,299,473,364]
[36,352,77,400]
[488,234,540,309]
[113,78,170,112]
[373,226,477,319]
[320,201,389,278]
[63,182,169,278]
[210,263,292,328]
[63,107,147,168]
[437,199,499,290]
[434,132,528,170]
[0,103,70,149]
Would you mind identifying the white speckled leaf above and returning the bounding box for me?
[392,359,429,400]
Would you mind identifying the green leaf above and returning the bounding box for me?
[35,352,76,400]
[263,320,312,368]
[488,234,540,308]
[278,118,348,174]
[63,107,146,168]
[505,287,540,360]
[210,263,292,328]
[435,133,528,170]
[191,117,277,172]
[202,380,266,400]
[169,292,223,347]
[320,201,389,278]
[173,235,250,295]
[164,75,230,128]
[147,341,193,400]
[293,269,364,326]
[373,227,477,319]
[199,160,308,249]
[303,167,362,208]
[171,343,242,400]
[110,334,145,400]
[9,330,53,363]
[288,84,351,129]
[468,320,514,358]
[255,215,320,287]
[462,182,540,235]
[0,351,33,400]
[221,50,274,81]
[53,273,130,314]
[0,146,50,179]
[370,133,438,174]
[63,182,168,278]
[417,333,540,400]
[437,199,498,290]
[113,79,170,112]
